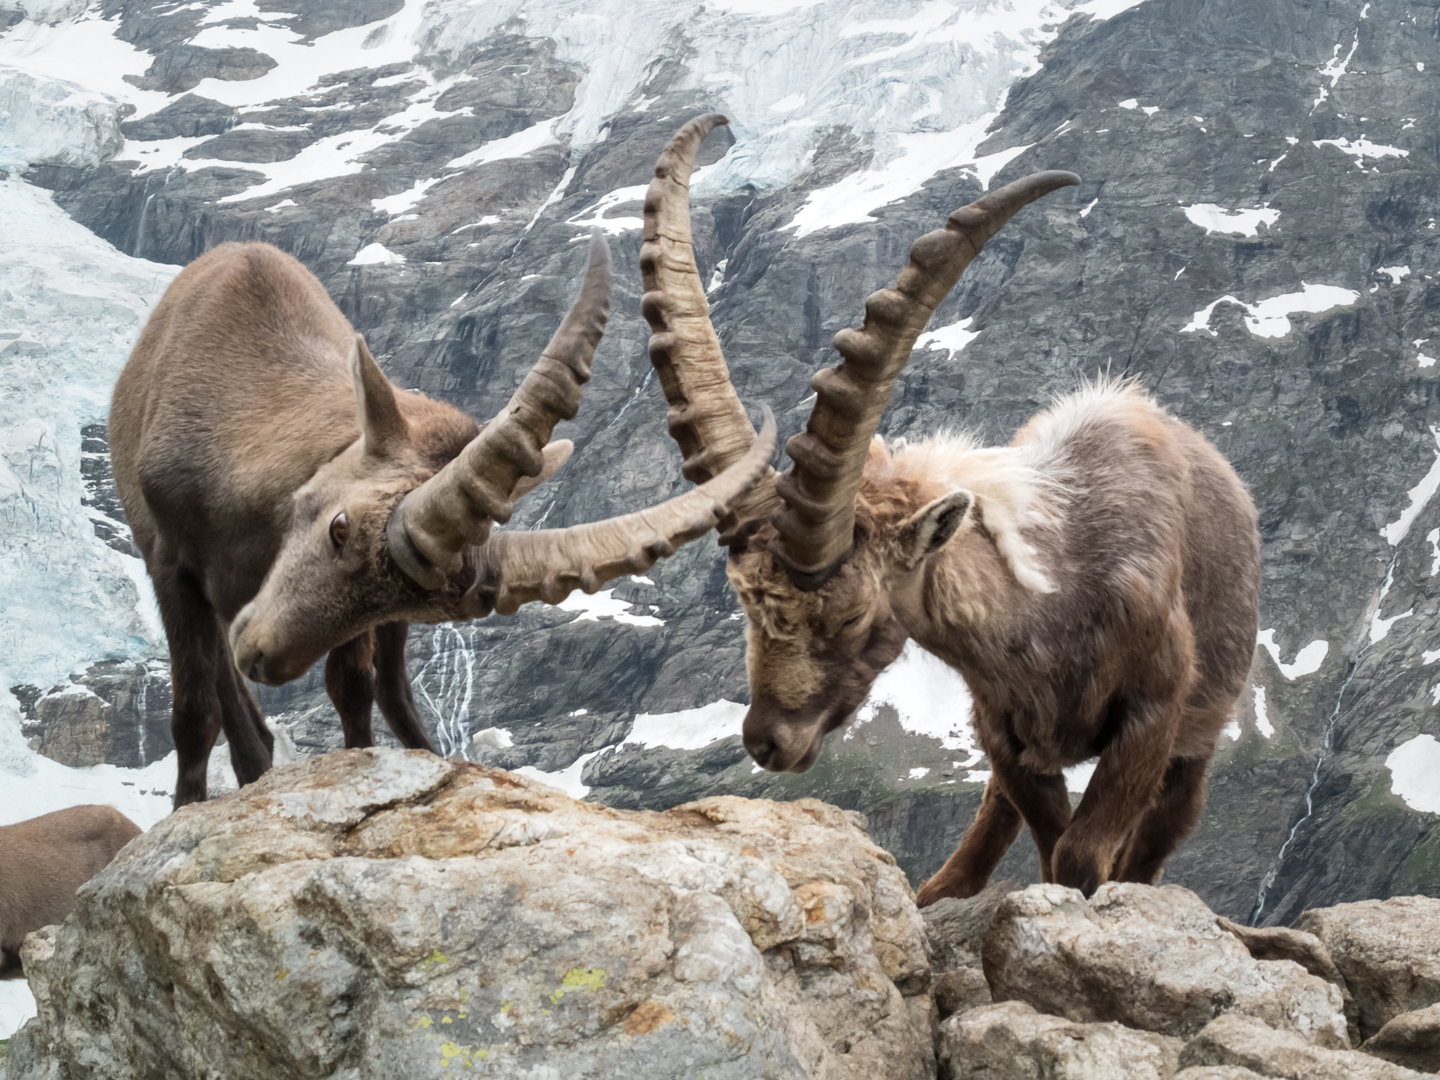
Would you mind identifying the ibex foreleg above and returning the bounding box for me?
[1112,755,1210,883]
[155,562,273,805]
[1051,697,1181,897]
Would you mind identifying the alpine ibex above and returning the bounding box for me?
[112,234,774,807]
[639,115,1260,901]
[0,805,140,978]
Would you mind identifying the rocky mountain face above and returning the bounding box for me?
[1,0,1439,977]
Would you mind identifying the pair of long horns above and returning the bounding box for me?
[642,113,1080,587]
[383,230,776,603]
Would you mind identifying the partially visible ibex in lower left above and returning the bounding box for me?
[637,114,1260,904]
[112,232,775,807]
[0,805,141,978]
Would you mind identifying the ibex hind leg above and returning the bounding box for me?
[915,779,1024,906]
[1112,756,1209,884]
[325,631,378,748]
[373,622,438,754]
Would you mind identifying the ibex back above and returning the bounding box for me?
[0,805,140,978]
[112,236,774,806]
[634,114,1260,901]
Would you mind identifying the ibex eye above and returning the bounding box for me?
[329,511,350,549]
[842,612,863,629]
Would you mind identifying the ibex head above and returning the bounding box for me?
[641,114,1076,771]
[232,233,775,684]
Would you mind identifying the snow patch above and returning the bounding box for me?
[1386,735,1440,814]
[1381,427,1440,546]
[445,117,557,170]
[1253,685,1274,738]
[1181,282,1358,338]
[565,183,648,236]
[515,749,602,800]
[907,766,930,780]
[1181,203,1279,237]
[625,699,747,750]
[372,177,442,216]
[1312,137,1410,165]
[915,317,978,357]
[1256,629,1329,679]
[1377,265,1411,285]
[849,641,979,759]
[347,242,405,266]
[557,587,664,627]
[470,726,515,750]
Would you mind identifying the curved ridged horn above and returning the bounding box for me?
[772,169,1081,587]
[466,407,777,617]
[387,232,613,589]
[641,112,781,546]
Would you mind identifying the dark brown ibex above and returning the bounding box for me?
[112,234,774,807]
[0,805,140,977]
[639,115,1260,901]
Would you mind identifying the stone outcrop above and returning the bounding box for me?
[981,884,1349,1047]
[7,748,935,1080]
[1215,916,1358,1043]
[1178,1013,1429,1079]
[938,1001,1183,1080]
[1295,897,1440,1043]
[1360,1004,1440,1073]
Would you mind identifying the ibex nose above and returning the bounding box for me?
[743,709,785,772]
[229,607,267,682]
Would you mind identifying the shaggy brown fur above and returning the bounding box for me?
[729,383,1260,900]
[0,805,140,977]
[112,242,484,806]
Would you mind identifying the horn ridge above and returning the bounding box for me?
[388,231,613,590]
[641,112,781,545]
[468,406,778,616]
[770,169,1080,583]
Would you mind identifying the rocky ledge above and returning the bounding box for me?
[6,749,1440,1079]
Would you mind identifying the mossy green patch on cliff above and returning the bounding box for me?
[1393,825,1440,894]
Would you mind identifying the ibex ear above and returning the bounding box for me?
[897,490,974,571]
[511,440,573,500]
[350,334,408,457]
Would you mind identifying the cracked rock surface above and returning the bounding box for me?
[981,884,1349,1047]
[6,749,935,1080]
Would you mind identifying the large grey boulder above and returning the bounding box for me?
[1360,1004,1440,1073]
[938,1000,1183,1080]
[1295,897,1440,1043]
[982,884,1348,1047]
[1179,1013,1429,1079]
[7,749,935,1080]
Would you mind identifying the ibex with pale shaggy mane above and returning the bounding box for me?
[639,115,1260,901]
[1,805,140,977]
[112,233,774,807]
